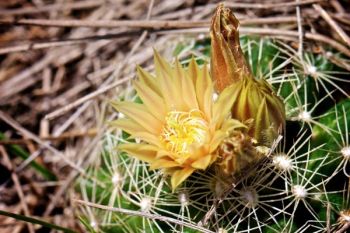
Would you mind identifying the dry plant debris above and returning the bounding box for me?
[0,0,349,232]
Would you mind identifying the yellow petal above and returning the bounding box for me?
[171,167,195,191]
[209,120,246,153]
[110,101,162,134]
[156,149,172,159]
[175,59,198,110]
[137,66,162,96]
[212,84,240,126]
[154,51,181,103]
[221,118,247,132]
[133,80,166,121]
[187,57,199,85]
[196,65,213,119]
[154,50,173,79]
[209,130,227,153]
[109,118,140,132]
[109,119,160,146]
[174,154,191,165]
[149,159,179,170]
[118,143,157,163]
[153,54,186,111]
[191,154,213,170]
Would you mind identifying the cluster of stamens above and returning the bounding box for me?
[160,110,209,156]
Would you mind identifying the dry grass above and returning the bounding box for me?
[0,0,349,232]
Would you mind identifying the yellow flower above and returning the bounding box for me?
[111,51,245,191]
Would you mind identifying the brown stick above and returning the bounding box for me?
[0,32,136,55]
[44,74,133,120]
[0,16,300,31]
[0,129,97,145]
[0,146,35,233]
[2,25,347,61]
[225,0,324,9]
[157,27,350,57]
[313,4,350,47]
[0,110,86,175]
[0,18,209,29]
[0,0,104,16]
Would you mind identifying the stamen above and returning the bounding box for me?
[161,110,209,156]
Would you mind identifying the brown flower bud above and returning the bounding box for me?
[210,4,285,146]
[210,3,251,92]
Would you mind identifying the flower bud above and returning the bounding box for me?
[230,78,285,146]
[210,4,285,146]
[210,3,251,92]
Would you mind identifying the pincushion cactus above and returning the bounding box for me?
[76,3,350,233]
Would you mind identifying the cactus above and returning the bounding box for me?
[76,4,350,233]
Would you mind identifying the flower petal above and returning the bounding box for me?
[133,79,166,121]
[212,84,240,127]
[109,119,160,146]
[196,65,213,119]
[209,130,227,153]
[154,50,173,79]
[191,154,213,170]
[149,159,179,170]
[153,53,186,111]
[221,118,247,132]
[175,59,198,110]
[111,101,162,134]
[137,66,162,96]
[171,167,195,191]
[119,143,157,163]
[187,57,199,85]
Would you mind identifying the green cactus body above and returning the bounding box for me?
[76,20,350,233]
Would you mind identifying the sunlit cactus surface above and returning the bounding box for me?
[76,4,350,233]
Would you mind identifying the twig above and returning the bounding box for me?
[45,0,156,122]
[0,53,57,99]
[225,0,324,9]
[0,146,35,233]
[0,18,209,29]
[75,199,214,233]
[336,222,350,233]
[0,31,139,55]
[0,110,86,175]
[0,16,300,32]
[44,71,132,120]
[0,129,97,145]
[0,16,298,55]
[156,27,350,57]
[0,0,104,16]
[296,0,304,61]
[313,4,350,47]
[52,102,92,137]
[44,171,79,216]
[305,32,350,57]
